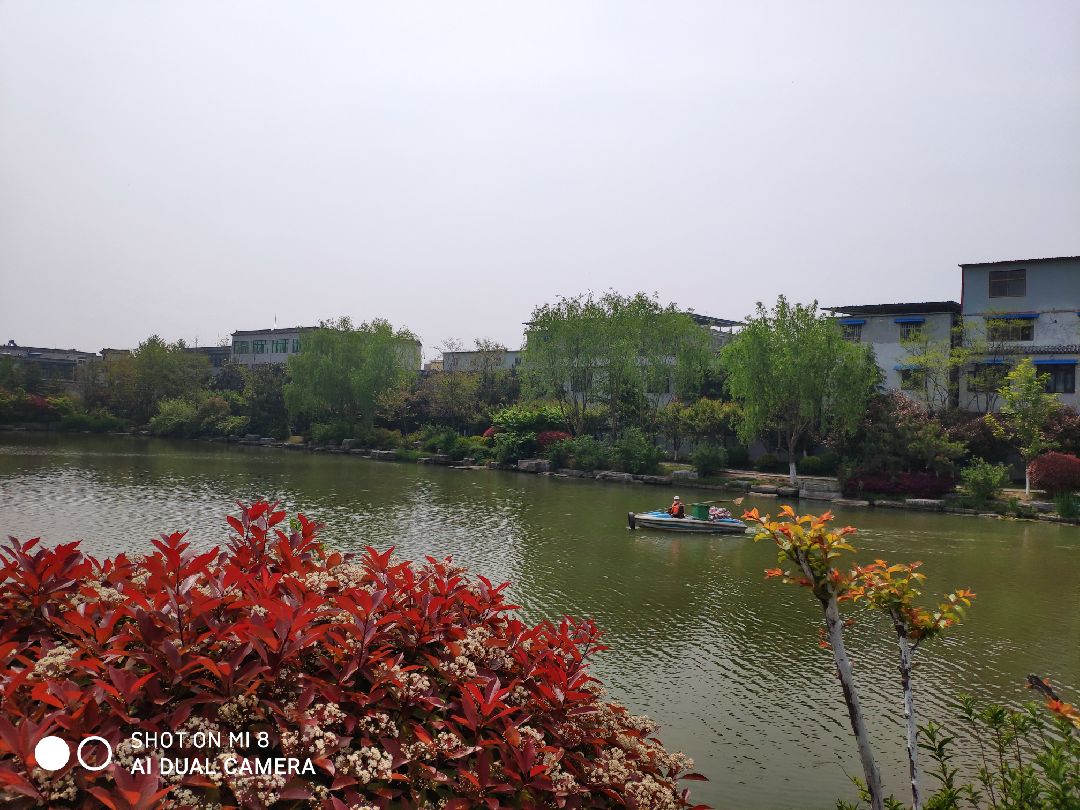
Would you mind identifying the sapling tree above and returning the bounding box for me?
[744,505,885,810]
[987,357,1060,495]
[849,561,975,810]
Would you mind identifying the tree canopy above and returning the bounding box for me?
[721,296,879,485]
[284,318,419,435]
[521,291,717,437]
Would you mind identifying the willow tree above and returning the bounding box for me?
[722,296,878,486]
[284,317,419,435]
[521,292,716,437]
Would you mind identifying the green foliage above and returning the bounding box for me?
[561,436,611,471]
[57,410,127,432]
[1055,492,1079,518]
[493,431,536,464]
[611,427,662,474]
[754,453,784,473]
[544,439,572,469]
[310,419,356,446]
[285,317,419,434]
[521,291,717,437]
[490,402,567,434]
[682,398,740,447]
[727,445,750,468]
[987,358,1060,477]
[798,452,839,476]
[244,364,289,439]
[721,296,879,484]
[691,444,727,477]
[959,459,1010,507]
[844,392,968,477]
[148,397,200,438]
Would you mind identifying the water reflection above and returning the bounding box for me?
[1,434,1078,809]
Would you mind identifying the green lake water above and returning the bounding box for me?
[1,433,1077,809]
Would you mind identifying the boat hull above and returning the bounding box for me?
[628,510,747,534]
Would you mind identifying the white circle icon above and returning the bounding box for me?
[76,736,113,771]
[34,736,70,771]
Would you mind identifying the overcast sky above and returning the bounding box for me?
[1,1,1078,360]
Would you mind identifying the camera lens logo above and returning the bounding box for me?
[34,735,113,772]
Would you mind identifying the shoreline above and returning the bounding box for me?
[4,425,1077,526]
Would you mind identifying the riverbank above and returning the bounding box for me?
[8,425,1066,526]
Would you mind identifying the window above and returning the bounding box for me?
[899,323,923,340]
[841,322,863,342]
[968,363,1009,393]
[986,318,1034,342]
[291,339,301,353]
[271,339,288,353]
[233,340,250,354]
[252,340,267,354]
[989,269,1026,298]
[1040,364,1076,394]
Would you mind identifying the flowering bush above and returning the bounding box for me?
[0,502,704,809]
[843,470,957,499]
[535,431,572,450]
[1028,451,1080,496]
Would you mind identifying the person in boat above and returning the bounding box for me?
[667,495,685,518]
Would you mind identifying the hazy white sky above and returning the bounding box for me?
[1,1,1078,360]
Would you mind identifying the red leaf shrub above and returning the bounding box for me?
[0,501,705,809]
[535,431,572,449]
[481,426,499,438]
[1028,452,1080,496]
[843,471,957,499]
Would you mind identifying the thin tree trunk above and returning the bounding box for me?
[788,432,799,488]
[893,616,921,810]
[824,592,885,810]
[1025,466,1030,496]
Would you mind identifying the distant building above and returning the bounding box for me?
[183,345,231,370]
[440,350,522,373]
[231,326,422,371]
[822,302,962,400]
[0,340,98,383]
[230,327,317,368]
[959,255,1080,410]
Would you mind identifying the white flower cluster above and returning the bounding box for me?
[166,787,223,810]
[30,767,76,802]
[459,626,509,670]
[30,643,76,680]
[221,754,287,805]
[440,655,477,680]
[217,693,260,728]
[623,774,684,810]
[333,745,393,784]
[357,711,398,738]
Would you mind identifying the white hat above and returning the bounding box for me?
[673,495,681,500]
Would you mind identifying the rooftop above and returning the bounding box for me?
[823,301,961,316]
[959,256,1080,268]
[231,326,317,336]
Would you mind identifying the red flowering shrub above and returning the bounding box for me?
[482,426,499,439]
[535,431,572,449]
[1028,452,1080,496]
[0,502,704,809]
[843,471,957,499]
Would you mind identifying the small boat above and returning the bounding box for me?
[627,510,748,534]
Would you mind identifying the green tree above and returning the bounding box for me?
[284,317,419,435]
[722,296,879,487]
[129,337,210,423]
[522,291,715,437]
[987,357,1060,494]
[244,365,289,438]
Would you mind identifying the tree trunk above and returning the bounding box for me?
[893,616,921,810]
[788,432,799,488]
[1025,466,1031,496]
[823,593,884,810]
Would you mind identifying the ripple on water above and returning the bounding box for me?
[2,435,1079,809]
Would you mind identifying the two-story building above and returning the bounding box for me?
[231,326,423,371]
[959,256,1080,410]
[230,327,317,368]
[823,302,962,405]
[440,349,522,373]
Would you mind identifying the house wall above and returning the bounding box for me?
[853,312,957,393]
